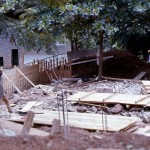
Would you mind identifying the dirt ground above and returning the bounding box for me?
[72,50,150,79]
[0,129,150,150]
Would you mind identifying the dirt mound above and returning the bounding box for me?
[71,50,150,79]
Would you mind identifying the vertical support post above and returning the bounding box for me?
[21,111,34,136]
[22,49,24,66]
[57,90,70,139]
[98,30,104,81]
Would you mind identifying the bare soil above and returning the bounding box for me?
[0,129,150,150]
[72,50,150,79]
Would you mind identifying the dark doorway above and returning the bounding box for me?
[11,49,19,66]
[0,57,3,66]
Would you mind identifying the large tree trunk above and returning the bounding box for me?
[71,39,74,51]
[98,30,104,80]
[75,39,78,51]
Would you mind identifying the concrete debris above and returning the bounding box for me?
[9,93,21,104]
[90,106,98,113]
[109,104,123,114]
[30,88,44,95]
[67,105,76,112]
[79,80,143,95]
[51,79,62,84]
[77,79,82,84]
[138,111,150,123]
[95,87,114,93]
[76,106,87,113]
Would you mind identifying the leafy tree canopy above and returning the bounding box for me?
[0,0,149,55]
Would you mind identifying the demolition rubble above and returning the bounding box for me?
[0,51,150,149]
[1,79,150,132]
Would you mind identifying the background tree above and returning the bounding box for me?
[113,0,150,59]
[0,0,150,79]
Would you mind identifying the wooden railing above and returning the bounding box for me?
[3,53,71,96]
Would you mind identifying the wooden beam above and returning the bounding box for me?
[15,67,51,95]
[3,72,22,95]
[71,56,114,66]
[77,102,109,110]
[15,66,36,87]
[141,86,148,95]
[52,70,59,80]
[20,101,37,113]
[133,72,147,80]
[45,70,52,81]
[21,111,34,136]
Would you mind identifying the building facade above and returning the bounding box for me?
[0,35,24,68]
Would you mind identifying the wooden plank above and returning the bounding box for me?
[142,81,150,86]
[21,111,34,136]
[67,91,150,107]
[71,56,114,66]
[34,102,43,107]
[134,126,150,136]
[3,72,23,95]
[135,95,150,104]
[141,86,148,95]
[71,59,97,65]
[45,70,52,81]
[20,101,37,112]
[15,66,36,87]
[79,91,95,101]
[52,70,59,80]
[142,80,150,94]
[0,119,49,136]
[10,110,138,132]
[77,102,109,110]
[133,72,147,80]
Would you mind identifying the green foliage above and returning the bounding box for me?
[41,0,70,7]
[0,0,149,55]
[113,0,150,58]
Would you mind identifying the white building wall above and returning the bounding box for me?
[0,36,23,68]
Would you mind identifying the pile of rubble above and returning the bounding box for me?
[0,80,146,124]
[0,78,150,139]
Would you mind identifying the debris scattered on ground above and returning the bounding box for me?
[109,104,123,114]
[1,72,150,149]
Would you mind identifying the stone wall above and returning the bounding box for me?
[0,36,23,68]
